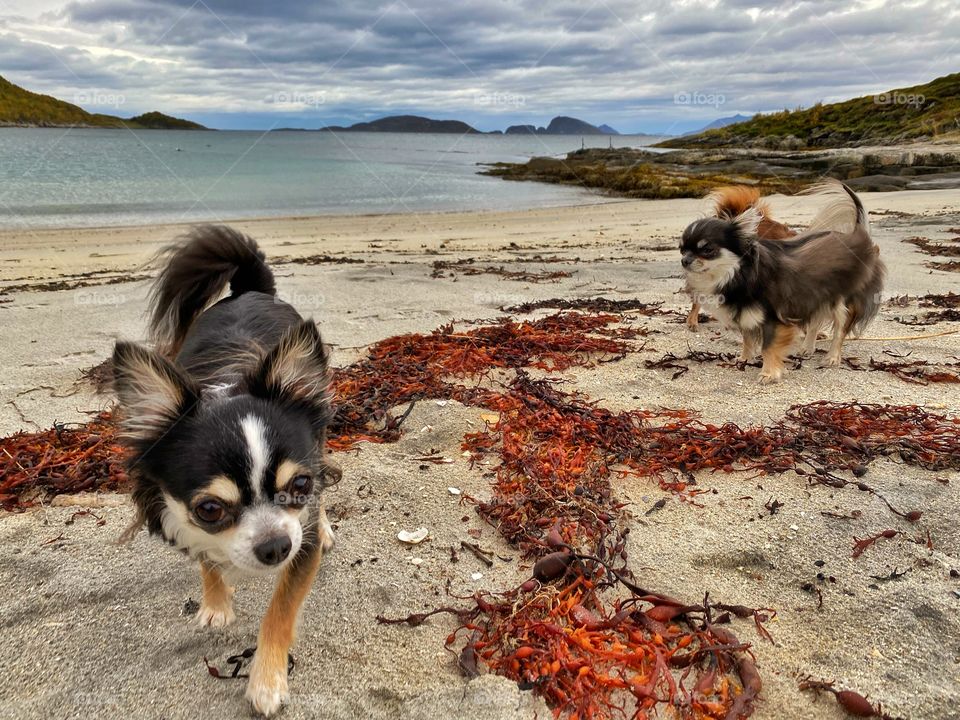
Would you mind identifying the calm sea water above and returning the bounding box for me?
[0,128,663,229]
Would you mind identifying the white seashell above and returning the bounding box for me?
[471,572,483,581]
[397,527,429,545]
[448,487,462,495]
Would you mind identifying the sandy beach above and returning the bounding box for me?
[1,189,959,719]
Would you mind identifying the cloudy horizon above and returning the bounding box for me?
[1,0,957,133]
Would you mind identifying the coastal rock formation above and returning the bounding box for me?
[482,144,960,198]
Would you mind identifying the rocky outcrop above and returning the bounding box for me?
[481,144,960,198]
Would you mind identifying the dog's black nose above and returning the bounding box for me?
[681,254,694,268]
[254,535,292,565]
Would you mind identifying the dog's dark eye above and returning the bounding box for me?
[194,500,225,524]
[290,474,313,497]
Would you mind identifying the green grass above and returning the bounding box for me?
[659,72,960,149]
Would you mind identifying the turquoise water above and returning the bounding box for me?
[0,128,663,229]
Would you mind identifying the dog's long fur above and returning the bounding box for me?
[113,225,337,716]
[681,180,885,383]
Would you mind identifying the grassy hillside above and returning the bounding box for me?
[0,76,123,127]
[127,111,206,130]
[660,72,960,148]
[0,76,207,129]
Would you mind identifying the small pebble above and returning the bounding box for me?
[471,572,483,581]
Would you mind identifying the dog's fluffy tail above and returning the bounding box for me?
[850,253,886,336]
[708,186,796,240]
[802,179,869,234]
[707,186,770,220]
[149,225,275,354]
[814,181,881,336]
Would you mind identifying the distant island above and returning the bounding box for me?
[302,114,625,135]
[0,75,207,130]
[124,111,206,130]
[504,116,619,135]
[319,115,480,133]
[659,72,960,149]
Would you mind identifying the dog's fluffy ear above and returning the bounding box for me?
[112,342,199,442]
[732,206,763,239]
[247,320,332,430]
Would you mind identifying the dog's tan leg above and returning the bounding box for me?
[197,563,235,628]
[759,324,797,384]
[739,328,760,361]
[800,309,829,358]
[245,538,326,717]
[824,303,849,367]
[686,301,701,331]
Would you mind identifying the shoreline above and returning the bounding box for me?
[0,196,635,237]
[2,188,959,283]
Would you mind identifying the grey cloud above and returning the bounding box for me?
[3,0,956,132]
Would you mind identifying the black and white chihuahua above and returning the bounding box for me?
[113,225,339,716]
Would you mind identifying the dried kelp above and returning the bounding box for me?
[431,258,572,283]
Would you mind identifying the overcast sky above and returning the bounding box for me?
[1,0,957,133]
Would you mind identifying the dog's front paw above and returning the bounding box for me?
[758,369,783,384]
[196,602,235,628]
[246,658,289,717]
[318,507,335,553]
[822,353,841,368]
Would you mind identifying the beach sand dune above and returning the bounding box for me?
[1,190,958,719]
